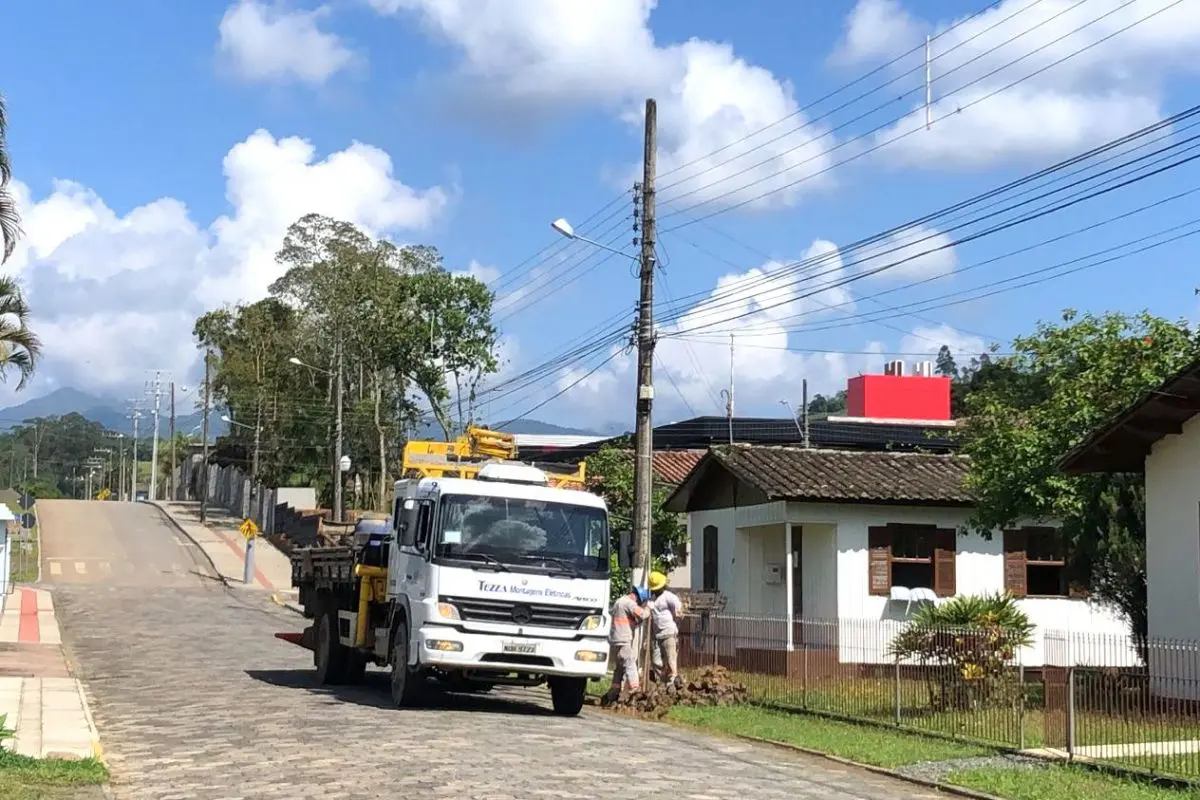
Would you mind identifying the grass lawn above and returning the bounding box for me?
[730,669,1199,755]
[0,749,108,799]
[666,704,994,769]
[946,765,1200,800]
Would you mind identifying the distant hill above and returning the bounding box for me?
[0,387,602,439]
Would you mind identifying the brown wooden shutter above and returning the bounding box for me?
[1003,529,1028,597]
[934,528,957,597]
[868,527,892,596]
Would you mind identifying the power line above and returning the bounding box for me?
[652,0,1017,188]
[661,0,1184,229]
[658,108,1200,333]
[655,0,1055,202]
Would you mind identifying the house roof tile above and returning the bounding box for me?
[664,445,973,511]
[653,450,706,485]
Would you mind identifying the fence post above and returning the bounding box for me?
[802,638,809,709]
[1018,661,1026,751]
[894,657,902,725]
[1066,666,1076,760]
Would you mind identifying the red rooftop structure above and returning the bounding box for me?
[845,360,951,422]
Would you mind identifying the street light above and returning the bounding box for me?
[288,351,346,523]
[220,415,259,432]
[550,217,639,261]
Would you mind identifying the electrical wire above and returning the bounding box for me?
[657,109,1200,333]
[655,0,1063,203]
[661,0,1185,229]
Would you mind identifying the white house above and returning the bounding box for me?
[663,444,1133,670]
[1060,358,1200,700]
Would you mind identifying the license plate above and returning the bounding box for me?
[502,641,538,655]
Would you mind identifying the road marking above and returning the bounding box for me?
[49,562,62,576]
[74,562,86,574]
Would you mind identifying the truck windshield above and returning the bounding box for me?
[435,494,609,576]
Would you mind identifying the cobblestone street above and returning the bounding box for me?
[45,502,943,799]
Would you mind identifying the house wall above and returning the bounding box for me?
[1145,414,1200,700]
[687,500,1135,668]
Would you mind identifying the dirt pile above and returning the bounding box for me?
[607,666,751,718]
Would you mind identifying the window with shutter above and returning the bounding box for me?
[934,528,957,597]
[868,527,892,596]
[1003,529,1028,597]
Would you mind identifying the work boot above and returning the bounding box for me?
[600,687,619,707]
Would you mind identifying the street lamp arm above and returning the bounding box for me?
[549,217,637,261]
[287,356,333,377]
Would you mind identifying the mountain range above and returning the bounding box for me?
[0,387,605,439]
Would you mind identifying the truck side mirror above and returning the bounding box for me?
[616,530,634,569]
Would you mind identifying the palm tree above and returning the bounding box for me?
[0,94,19,262]
[0,276,39,389]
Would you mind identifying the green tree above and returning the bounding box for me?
[935,345,957,378]
[0,95,19,262]
[806,390,847,415]
[962,310,1199,651]
[584,441,686,601]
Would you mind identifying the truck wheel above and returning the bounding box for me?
[389,621,423,707]
[314,608,349,685]
[549,677,588,716]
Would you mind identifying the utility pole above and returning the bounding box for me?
[333,334,345,524]
[116,435,126,500]
[130,409,141,500]
[632,99,658,679]
[802,379,811,448]
[148,371,164,502]
[31,423,41,478]
[169,381,177,501]
[200,350,212,524]
[632,98,657,592]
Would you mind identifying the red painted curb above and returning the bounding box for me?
[17,588,40,643]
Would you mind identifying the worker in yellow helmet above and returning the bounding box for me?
[648,570,683,688]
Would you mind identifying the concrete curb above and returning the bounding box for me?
[270,593,306,617]
[732,734,1005,800]
[593,705,1004,800]
[74,678,104,762]
[146,501,232,589]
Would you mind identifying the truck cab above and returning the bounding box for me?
[386,462,611,714]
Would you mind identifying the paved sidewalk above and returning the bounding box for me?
[0,587,102,759]
[151,501,296,600]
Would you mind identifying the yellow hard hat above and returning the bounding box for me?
[648,571,668,591]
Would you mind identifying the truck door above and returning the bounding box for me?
[393,497,435,602]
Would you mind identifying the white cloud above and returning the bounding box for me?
[5,131,448,403]
[829,0,923,67]
[899,324,987,367]
[851,225,958,281]
[218,0,358,85]
[831,0,1200,169]
[373,0,837,211]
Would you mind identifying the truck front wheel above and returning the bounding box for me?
[389,621,424,707]
[549,677,588,716]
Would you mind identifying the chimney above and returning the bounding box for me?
[914,360,934,377]
[884,359,905,377]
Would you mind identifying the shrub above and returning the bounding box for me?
[889,593,1035,711]
[0,712,12,745]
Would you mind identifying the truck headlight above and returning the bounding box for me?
[579,614,604,631]
[437,602,461,620]
[575,649,607,662]
[426,639,463,652]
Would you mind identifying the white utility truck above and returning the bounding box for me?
[280,427,614,716]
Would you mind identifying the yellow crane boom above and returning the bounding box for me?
[400,426,587,489]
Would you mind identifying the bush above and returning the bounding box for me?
[0,712,12,744]
[890,593,1034,711]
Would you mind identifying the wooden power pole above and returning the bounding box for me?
[168,381,177,501]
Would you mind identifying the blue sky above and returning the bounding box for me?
[3,0,1199,431]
